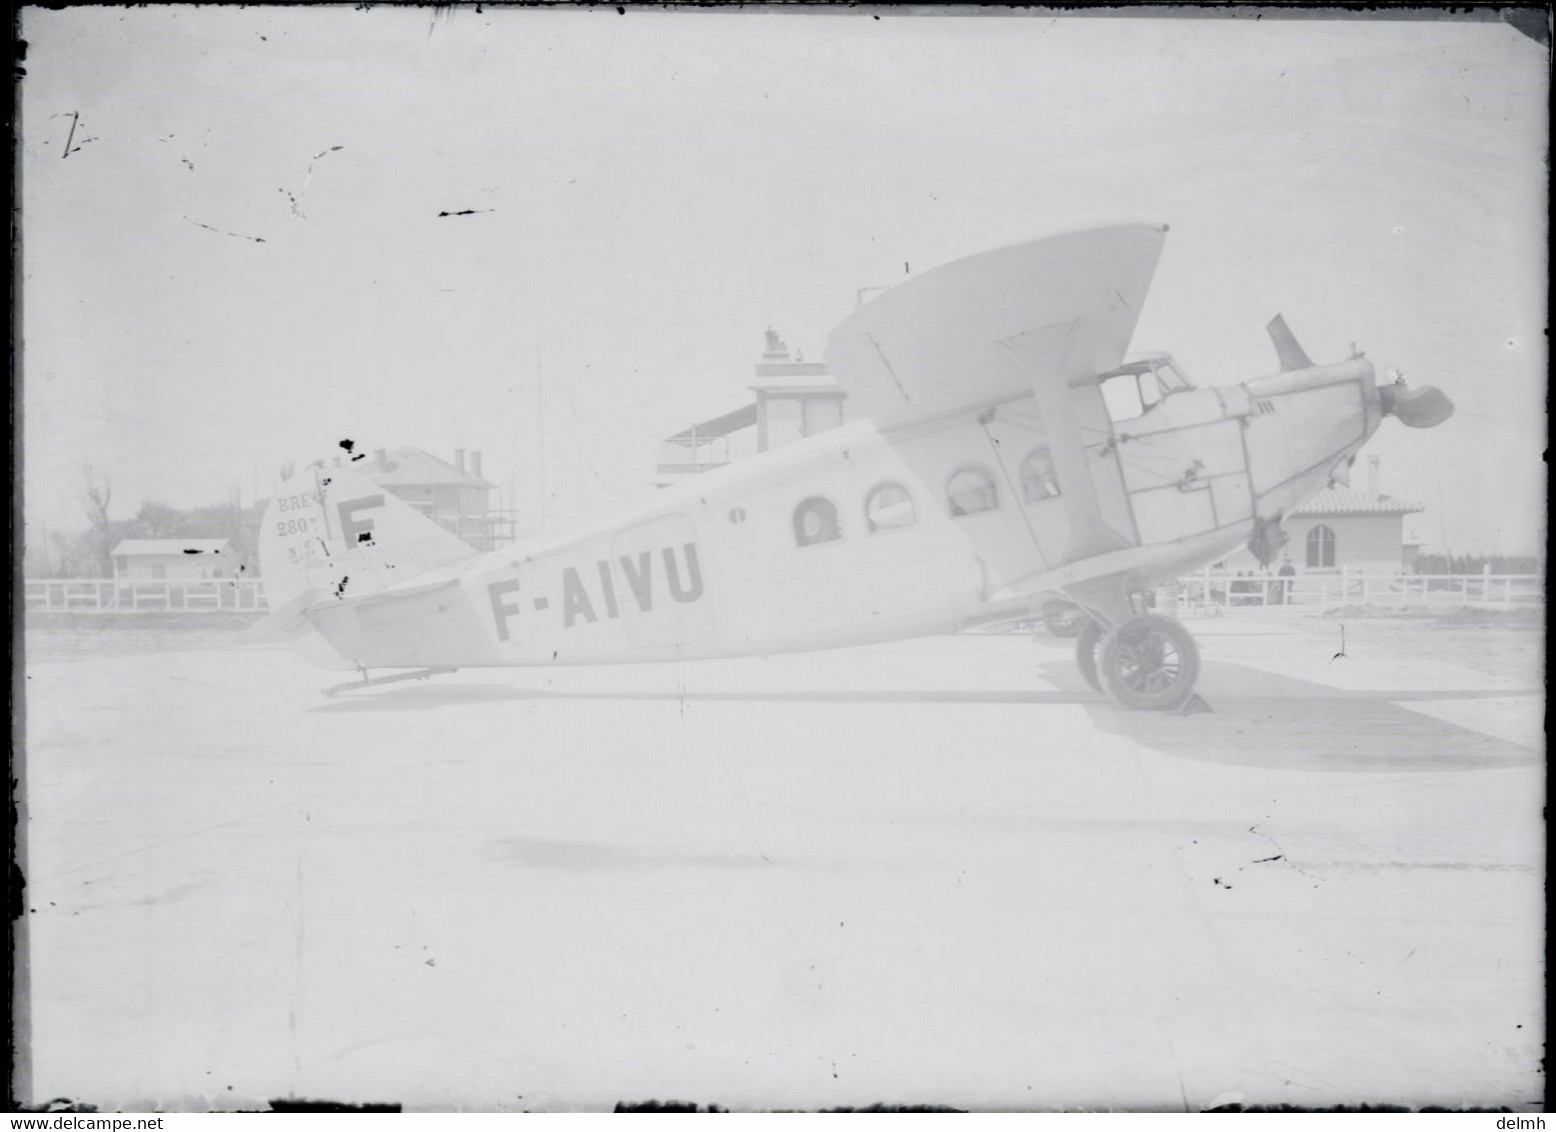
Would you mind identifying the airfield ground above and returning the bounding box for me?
[17,610,1544,1112]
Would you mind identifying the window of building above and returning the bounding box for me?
[1019,448,1062,502]
[947,466,999,517]
[865,482,916,533]
[793,496,842,547]
[1306,524,1336,569]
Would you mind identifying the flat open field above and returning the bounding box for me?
[16,612,1544,1112]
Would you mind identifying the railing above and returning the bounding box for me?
[22,571,1544,617]
[24,579,270,613]
[656,437,732,470]
[1175,569,1543,613]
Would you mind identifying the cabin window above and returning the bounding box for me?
[793,496,842,547]
[1306,524,1336,569]
[865,482,916,533]
[947,465,999,517]
[1020,448,1062,502]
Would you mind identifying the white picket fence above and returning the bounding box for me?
[1175,568,1542,614]
[23,570,1541,617]
[24,578,270,613]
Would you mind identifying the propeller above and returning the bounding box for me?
[1378,373,1454,428]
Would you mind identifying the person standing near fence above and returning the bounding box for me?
[1278,555,1297,604]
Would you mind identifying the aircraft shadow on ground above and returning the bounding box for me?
[311,685,1087,710]
[309,660,1538,773]
[1043,658,1540,774]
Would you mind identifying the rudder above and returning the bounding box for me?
[258,462,478,611]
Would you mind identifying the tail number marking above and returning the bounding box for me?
[337,495,385,545]
[486,543,704,642]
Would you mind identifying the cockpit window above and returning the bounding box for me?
[1098,357,1190,423]
[1152,359,1191,392]
[1101,372,1149,422]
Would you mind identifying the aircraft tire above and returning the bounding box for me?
[1074,619,1105,691]
[1097,615,1200,710]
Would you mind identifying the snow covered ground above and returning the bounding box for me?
[18,616,1544,1111]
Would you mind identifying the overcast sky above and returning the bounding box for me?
[19,6,1548,555]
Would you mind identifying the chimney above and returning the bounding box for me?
[470,450,483,479]
[1366,454,1382,500]
[761,327,790,363]
[454,448,466,474]
[374,447,386,470]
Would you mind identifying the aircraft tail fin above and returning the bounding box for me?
[256,461,480,614]
[1266,314,1314,372]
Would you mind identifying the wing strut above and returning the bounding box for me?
[996,331,1132,566]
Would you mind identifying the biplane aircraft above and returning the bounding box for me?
[250,224,1453,709]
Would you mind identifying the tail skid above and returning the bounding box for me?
[322,666,459,698]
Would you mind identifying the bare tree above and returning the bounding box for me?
[135,501,185,540]
[81,463,116,577]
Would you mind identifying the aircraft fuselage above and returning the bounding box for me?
[307,354,1384,670]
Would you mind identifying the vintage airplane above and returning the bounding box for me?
[247,223,1453,709]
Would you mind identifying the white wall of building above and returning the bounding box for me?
[1219,513,1410,575]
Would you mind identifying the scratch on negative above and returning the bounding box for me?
[284,146,345,218]
[184,216,267,244]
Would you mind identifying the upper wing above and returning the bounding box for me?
[824,224,1168,427]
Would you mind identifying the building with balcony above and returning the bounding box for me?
[653,329,846,487]
[358,446,516,551]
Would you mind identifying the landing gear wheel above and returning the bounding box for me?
[1075,619,1105,691]
[1097,615,1200,710]
[1045,604,1088,638]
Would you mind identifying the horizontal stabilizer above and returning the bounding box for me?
[236,587,320,645]
[328,575,463,610]
[1266,314,1314,372]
